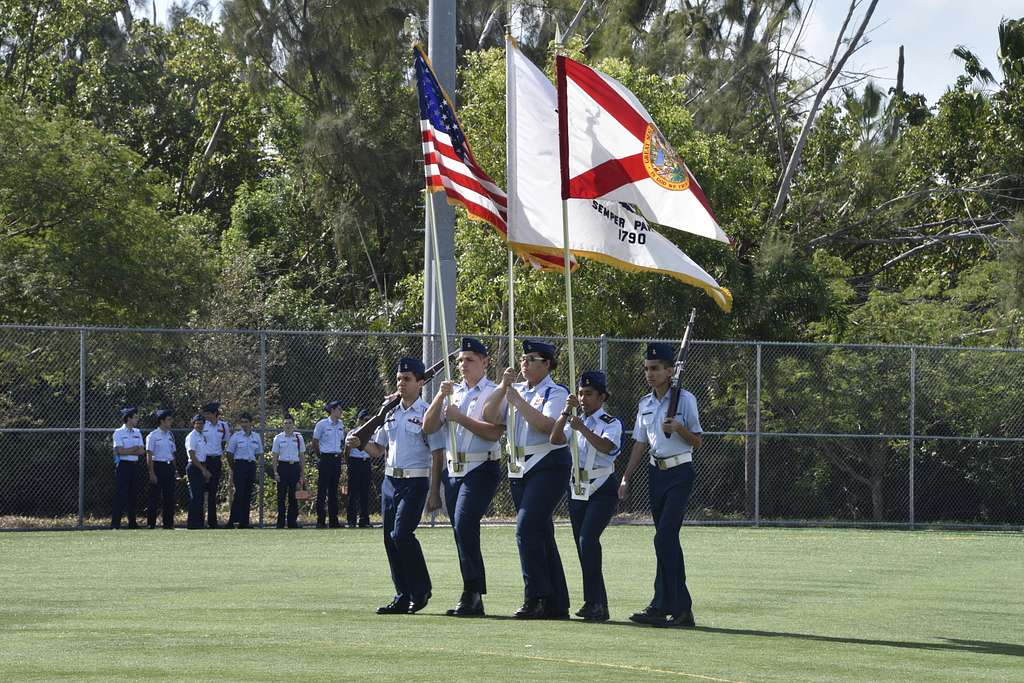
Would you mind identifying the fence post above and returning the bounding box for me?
[754,343,762,527]
[258,331,267,529]
[598,334,608,375]
[78,329,86,529]
[909,346,916,528]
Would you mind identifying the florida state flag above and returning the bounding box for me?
[556,55,730,244]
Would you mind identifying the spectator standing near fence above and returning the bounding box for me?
[345,409,373,528]
[226,412,262,529]
[423,336,505,617]
[271,414,306,529]
[312,401,345,528]
[201,402,231,529]
[145,408,178,529]
[111,406,144,529]
[618,343,703,629]
[185,415,212,529]
[348,357,445,615]
[550,371,622,622]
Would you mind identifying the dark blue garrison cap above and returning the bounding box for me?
[398,357,426,375]
[578,371,608,394]
[461,337,489,355]
[191,414,205,424]
[202,402,221,414]
[356,409,370,421]
[119,406,138,418]
[154,408,174,420]
[646,343,676,362]
[324,400,341,412]
[523,339,556,357]
[239,412,253,421]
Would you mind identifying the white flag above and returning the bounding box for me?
[506,39,732,312]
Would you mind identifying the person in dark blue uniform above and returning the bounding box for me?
[111,406,144,529]
[551,371,623,622]
[312,401,346,528]
[345,409,373,528]
[347,357,444,615]
[482,340,571,619]
[619,343,703,628]
[423,336,505,617]
[200,402,231,528]
[226,412,263,529]
[185,414,211,529]
[145,408,178,529]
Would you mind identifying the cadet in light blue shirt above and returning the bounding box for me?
[345,409,373,528]
[185,414,211,529]
[200,402,231,529]
[312,401,345,528]
[271,414,306,529]
[145,408,177,529]
[619,342,703,629]
[112,406,144,529]
[482,339,572,620]
[226,412,263,529]
[551,371,622,622]
[348,357,445,616]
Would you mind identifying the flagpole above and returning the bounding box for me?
[561,199,584,498]
[425,187,460,466]
[504,31,520,475]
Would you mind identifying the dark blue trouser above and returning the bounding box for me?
[317,454,341,525]
[147,461,177,528]
[346,456,371,526]
[277,461,301,527]
[229,460,256,527]
[206,456,222,527]
[568,473,619,606]
[443,460,501,593]
[111,460,139,528]
[381,475,431,602]
[649,462,696,616]
[509,447,570,610]
[186,463,207,529]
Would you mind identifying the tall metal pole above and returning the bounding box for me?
[909,347,916,528]
[754,343,762,526]
[423,0,457,368]
[259,331,267,529]
[78,329,86,529]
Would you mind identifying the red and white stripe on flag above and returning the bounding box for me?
[556,55,731,244]
[414,45,567,270]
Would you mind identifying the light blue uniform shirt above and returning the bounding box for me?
[313,417,345,454]
[186,430,208,463]
[348,447,370,460]
[271,432,305,463]
[227,430,264,461]
[202,419,231,458]
[498,374,569,448]
[373,398,445,471]
[112,426,143,463]
[438,377,501,476]
[633,389,702,459]
[561,407,623,488]
[145,429,176,463]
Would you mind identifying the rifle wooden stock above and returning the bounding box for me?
[348,351,459,450]
[664,309,698,438]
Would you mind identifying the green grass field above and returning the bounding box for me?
[1,525,1021,682]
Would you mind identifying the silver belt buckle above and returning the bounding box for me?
[658,458,670,470]
[392,467,404,478]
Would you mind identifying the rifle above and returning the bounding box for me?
[348,350,460,449]
[664,309,697,438]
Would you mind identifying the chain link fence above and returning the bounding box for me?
[1,325,1022,530]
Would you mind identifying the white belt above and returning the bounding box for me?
[118,456,138,462]
[385,466,430,478]
[570,466,615,500]
[278,458,301,463]
[152,458,174,464]
[506,443,557,478]
[649,453,692,470]
[447,449,499,474]
[233,457,256,462]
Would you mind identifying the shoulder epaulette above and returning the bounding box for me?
[599,413,616,424]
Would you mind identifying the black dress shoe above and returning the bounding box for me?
[445,592,484,617]
[408,593,431,614]
[657,610,696,628]
[315,522,328,529]
[574,603,590,618]
[580,603,610,622]
[629,605,669,626]
[513,598,547,619]
[376,598,410,615]
[543,605,570,620]
[328,520,342,528]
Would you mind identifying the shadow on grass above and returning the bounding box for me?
[695,626,1024,657]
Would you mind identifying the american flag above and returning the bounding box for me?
[414,46,565,270]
